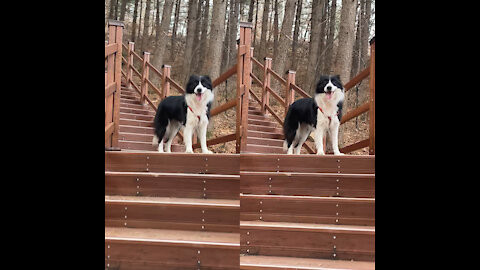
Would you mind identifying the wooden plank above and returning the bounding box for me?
[344,66,370,92]
[340,139,370,154]
[213,64,237,88]
[192,133,237,149]
[105,43,118,58]
[105,171,239,199]
[240,194,375,226]
[105,152,240,175]
[105,82,116,98]
[106,227,239,269]
[105,196,239,233]
[267,68,287,86]
[240,154,375,174]
[240,255,375,270]
[240,171,375,198]
[211,99,237,117]
[240,221,374,261]
[340,102,370,124]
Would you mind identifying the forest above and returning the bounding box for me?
[105,0,375,153]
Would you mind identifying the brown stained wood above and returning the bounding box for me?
[344,66,370,92]
[240,194,375,226]
[340,102,370,124]
[213,64,238,88]
[240,154,375,174]
[240,171,374,198]
[105,152,240,175]
[106,227,239,268]
[105,196,239,233]
[211,99,237,117]
[240,255,375,270]
[105,43,118,58]
[240,221,374,261]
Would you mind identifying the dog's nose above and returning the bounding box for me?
[326,86,332,91]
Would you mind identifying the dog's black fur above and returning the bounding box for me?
[283,75,344,151]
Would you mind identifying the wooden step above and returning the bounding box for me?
[120,102,150,110]
[105,195,239,232]
[240,154,375,174]
[119,132,154,142]
[248,124,283,134]
[120,98,142,105]
[105,227,239,269]
[248,114,272,121]
[119,140,185,152]
[120,112,154,122]
[240,221,375,261]
[247,137,284,147]
[240,255,375,270]
[240,171,375,198]
[120,118,154,127]
[240,194,375,226]
[105,151,240,175]
[248,119,279,127]
[247,130,284,140]
[120,107,156,116]
[119,125,154,134]
[245,144,284,154]
[105,171,239,199]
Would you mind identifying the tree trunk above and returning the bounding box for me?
[333,0,358,148]
[304,0,324,94]
[204,0,227,106]
[131,0,140,42]
[170,0,182,62]
[291,0,303,70]
[141,0,152,52]
[198,0,211,74]
[119,0,128,21]
[258,0,270,60]
[273,0,279,57]
[150,0,175,82]
[323,0,337,74]
[181,0,199,84]
[272,0,296,87]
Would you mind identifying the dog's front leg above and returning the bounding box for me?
[314,128,325,155]
[329,118,344,155]
[198,119,213,154]
[183,124,194,153]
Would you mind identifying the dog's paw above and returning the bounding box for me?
[203,150,214,154]
[316,151,325,155]
[185,149,194,154]
[334,152,345,156]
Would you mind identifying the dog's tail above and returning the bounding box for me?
[152,134,159,146]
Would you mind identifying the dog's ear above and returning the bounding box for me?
[186,75,199,94]
[202,75,212,84]
[333,74,341,81]
[201,75,213,90]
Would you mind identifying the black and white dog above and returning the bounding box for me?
[152,75,214,154]
[283,75,345,155]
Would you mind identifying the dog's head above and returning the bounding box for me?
[315,75,344,100]
[186,75,213,102]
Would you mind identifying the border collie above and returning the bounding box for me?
[152,75,214,154]
[283,75,345,155]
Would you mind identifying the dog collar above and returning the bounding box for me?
[188,106,201,121]
[318,107,338,124]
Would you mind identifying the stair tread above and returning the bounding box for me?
[240,221,374,234]
[240,171,375,177]
[105,227,239,247]
[240,255,375,270]
[105,195,239,208]
[105,171,239,179]
[240,194,374,203]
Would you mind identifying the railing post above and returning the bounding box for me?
[141,52,150,105]
[369,38,375,155]
[285,70,296,112]
[262,58,272,115]
[126,42,134,88]
[106,20,124,149]
[162,65,171,99]
[236,22,253,153]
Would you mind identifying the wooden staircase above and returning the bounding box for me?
[239,154,375,269]
[105,152,240,269]
[245,101,285,154]
[118,86,185,152]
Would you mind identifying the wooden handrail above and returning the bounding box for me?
[105,20,124,150]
